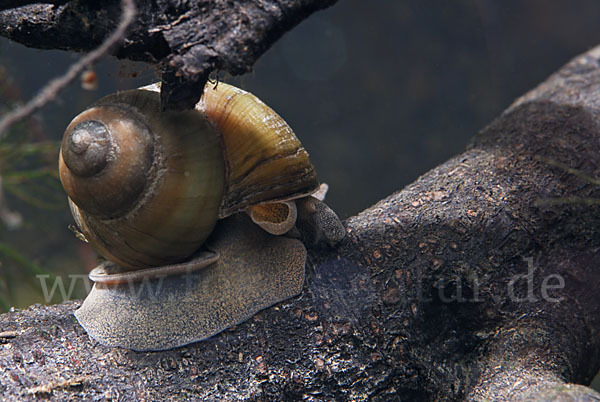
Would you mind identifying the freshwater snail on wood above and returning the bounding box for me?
[60,81,345,351]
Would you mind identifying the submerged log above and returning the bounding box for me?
[1,45,600,400]
[1,0,600,399]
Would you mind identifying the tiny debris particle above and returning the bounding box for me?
[373,250,382,259]
[383,287,401,305]
[431,258,444,270]
[81,70,98,91]
[332,322,351,336]
[255,355,267,374]
[411,303,418,316]
[314,333,324,346]
[33,349,45,365]
[314,357,325,370]
[27,375,89,395]
[395,269,403,279]
[160,356,177,371]
[0,331,18,343]
[12,351,23,364]
[405,270,412,286]
[370,322,381,335]
[432,190,447,201]
[304,311,318,321]
[466,209,478,217]
[391,336,403,351]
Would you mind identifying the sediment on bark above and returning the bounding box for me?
[1,46,599,401]
[1,1,600,400]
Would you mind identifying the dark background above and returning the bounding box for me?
[1,0,600,309]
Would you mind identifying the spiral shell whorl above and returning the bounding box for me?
[62,120,111,177]
[59,105,154,219]
[60,89,225,269]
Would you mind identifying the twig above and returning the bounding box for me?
[27,375,91,396]
[534,196,600,207]
[536,155,600,186]
[0,0,137,138]
[0,330,18,340]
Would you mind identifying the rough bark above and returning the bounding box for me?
[1,44,600,400]
[3,0,600,399]
[0,0,338,110]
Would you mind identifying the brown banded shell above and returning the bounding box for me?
[59,82,318,269]
[198,83,318,217]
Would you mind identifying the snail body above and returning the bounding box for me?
[75,213,308,351]
[60,82,318,270]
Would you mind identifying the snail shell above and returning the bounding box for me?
[59,82,319,270]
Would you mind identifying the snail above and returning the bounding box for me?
[61,81,345,351]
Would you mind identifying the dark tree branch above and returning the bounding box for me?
[0,0,339,110]
[1,45,600,400]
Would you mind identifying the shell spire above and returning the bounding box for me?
[59,89,225,269]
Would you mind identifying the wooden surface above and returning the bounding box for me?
[1,1,600,400]
[1,45,600,400]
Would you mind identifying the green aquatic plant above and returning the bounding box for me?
[0,138,64,311]
[0,241,56,310]
[0,68,71,311]
[0,141,64,210]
